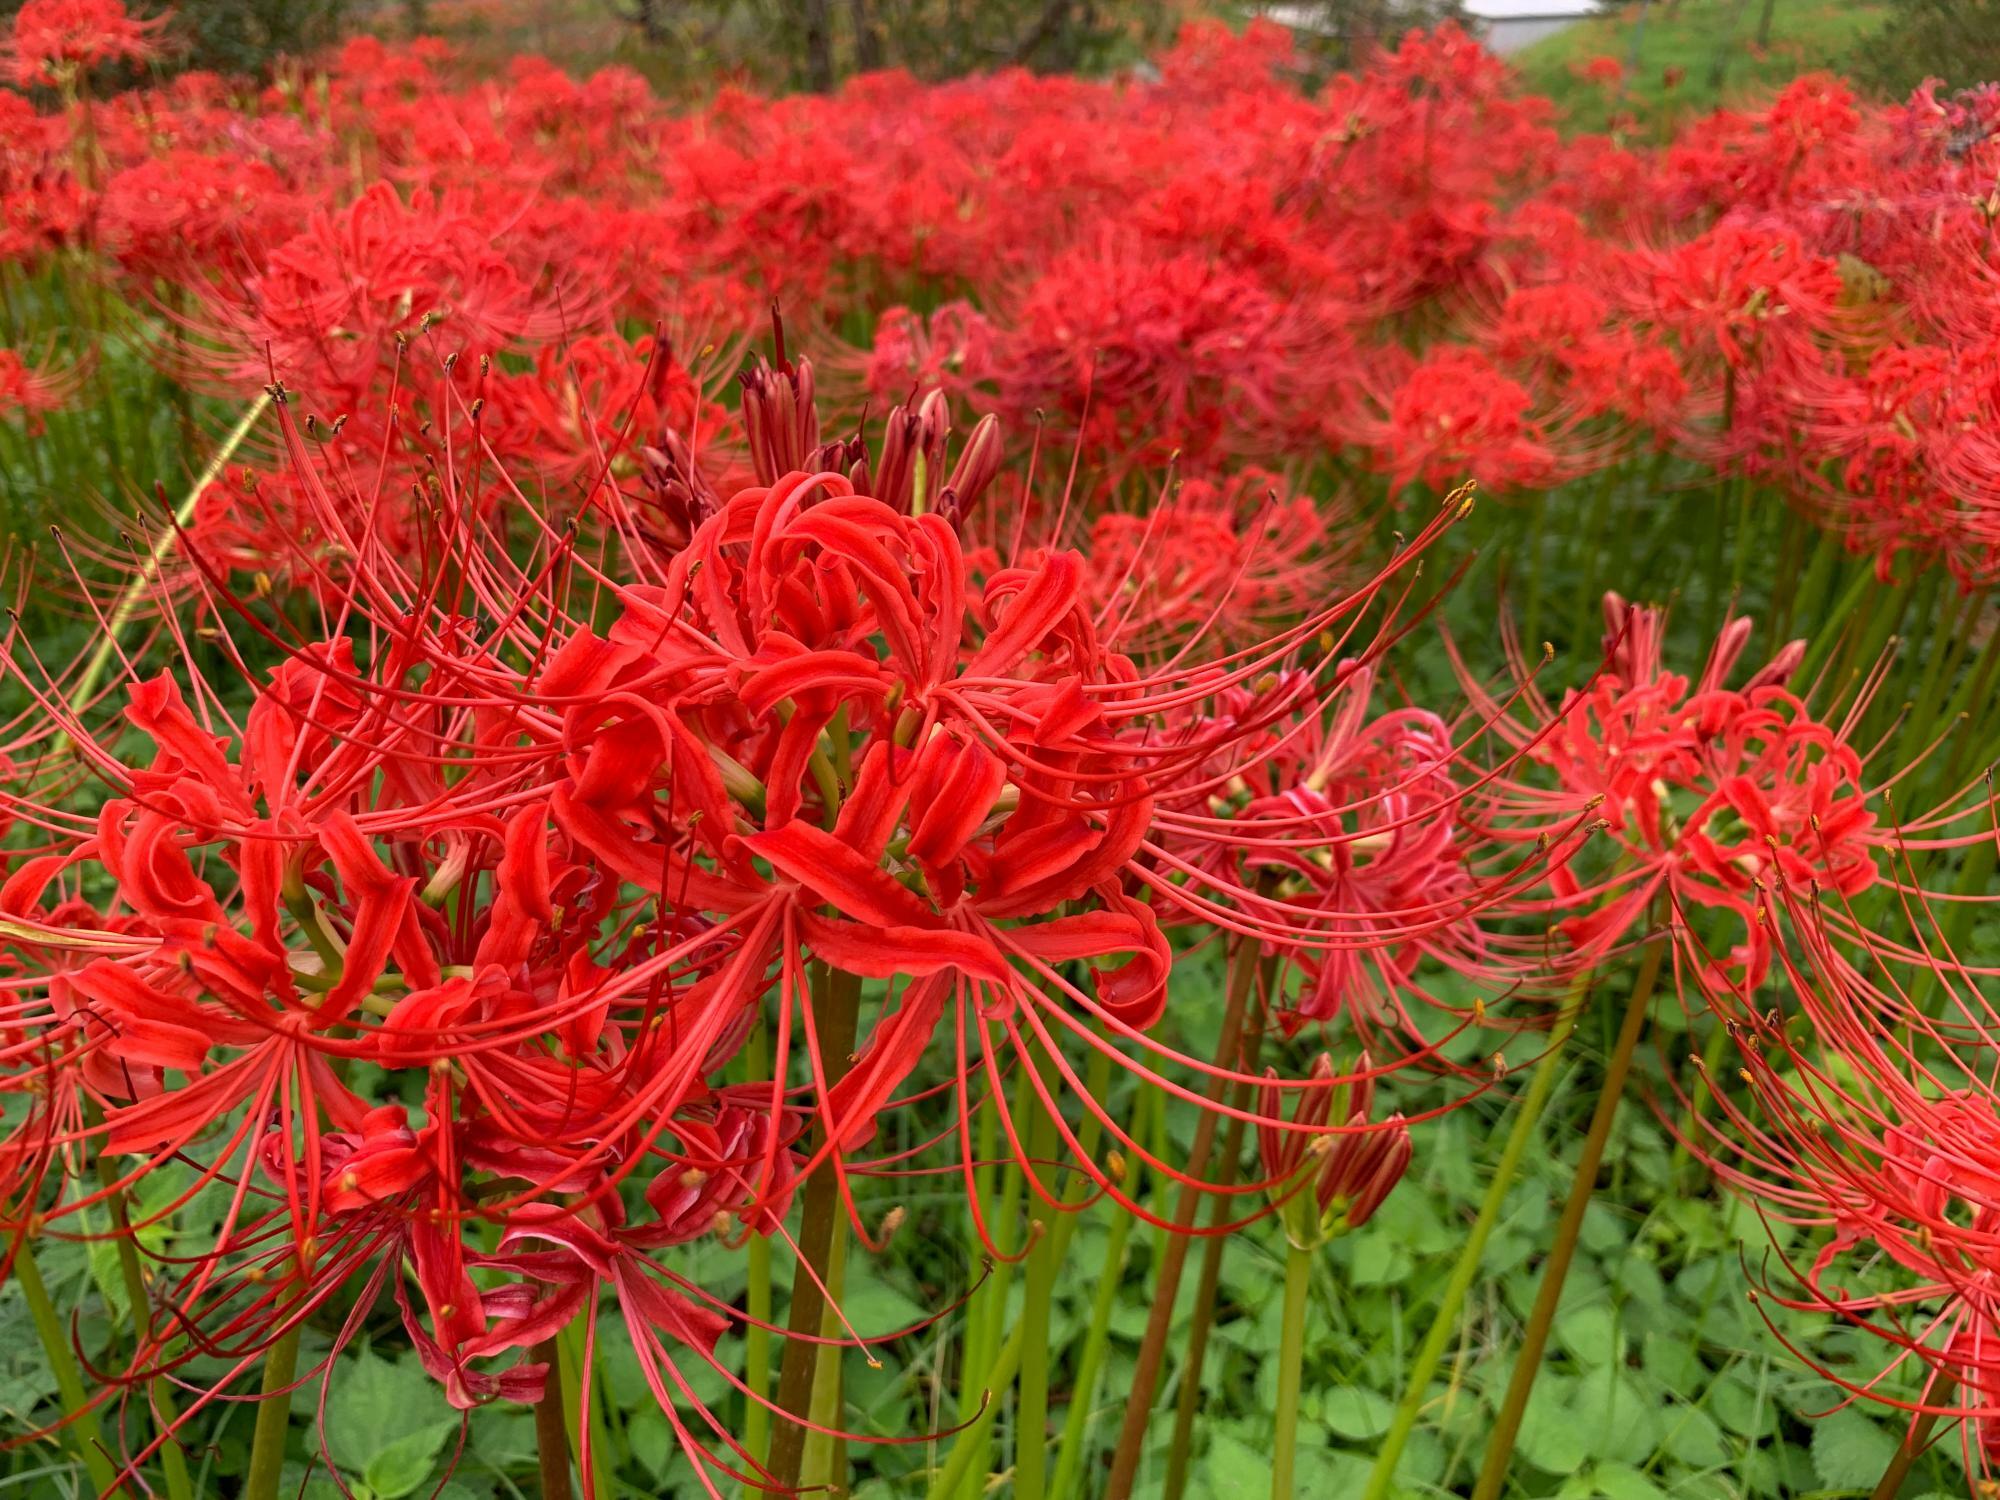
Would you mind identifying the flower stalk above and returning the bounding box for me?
[15,1240,118,1495]
[244,1323,302,1500]
[765,963,863,1491]
[1103,930,1266,1500]
[531,1336,574,1500]
[1271,1241,1314,1500]
[1362,978,1592,1500]
[1471,929,1667,1500]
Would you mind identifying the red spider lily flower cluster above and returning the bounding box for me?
[1678,851,2000,1482]
[11,8,2000,1490]
[5,0,166,91]
[0,17,1993,588]
[1455,592,1936,983]
[0,351,1575,1487]
[0,343,83,430]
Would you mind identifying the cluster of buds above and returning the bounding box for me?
[1258,1055,1412,1251]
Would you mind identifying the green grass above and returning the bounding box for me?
[1512,0,1891,134]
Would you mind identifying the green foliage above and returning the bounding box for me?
[1851,0,2000,95]
[167,0,352,76]
[1513,0,1892,135]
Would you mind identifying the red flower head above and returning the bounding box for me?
[1464,593,1902,986]
[1689,868,2000,1482]
[6,0,166,89]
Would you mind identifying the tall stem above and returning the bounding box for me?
[1102,931,1264,1500]
[1271,1242,1314,1500]
[1012,1056,1062,1500]
[244,1323,302,1500]
[71,390,272,715]
[1869,1375,1952,1500]
[1161,1094,1250,1500]
[95,1150,195,1500]
[1048,1194,1135,1499]
[15,1241,118,1495]
[799,1214,849,1490]
[531,1337,574,1500]
[1361,972,1594,1500]
[557,1307,614,1495]
[924,1319,1025,1500]
[765,965,863,1491]
[741,1016,774,1494]
[955,1058,1037,1495]
[1164,969,1274,1500]
[1472,934,1667,1500]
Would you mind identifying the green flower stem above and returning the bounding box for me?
[1103,930,1266,1500]
[1869,1374,1952,1500]
[95,1149,195,1500]
[1472,932,1667,1500]
[924,1318,1025,1500]
[1779,517,1840,651]
[1161,1089,1252,1500]
[766,964,863,1491]
[1940,625,2000,788]
[1271,1242,1314,1500]
[530,1336,574,1500]
[1523,492,1548,649]
[15,1240,119,1495]
[1048,1189,1135,1499]
[556,1313,615,1495]
[244,1323,302,1500]
[1164,969,1274,1500]
[70,389,272,717]
[954,1052,1041,1497]
[740,1015,774,1493]
[1012,1056,1064,1500]
[799,1213,849,1490]
[1361,974,1596,1500]
[955,1080,1001,1433]
[1795,560,1887,691]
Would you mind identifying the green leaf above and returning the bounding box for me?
[1641,1333,1702,1393]
[1811,1406,1901,1490]
[1516,1377,1589,1474]
[1572,1373,1661,1465]
[1556,1302,1621,1366]
[1587,1461,1668,1500]
[322,1348,455,1476]
[1345,1233,1412,1287]
[1203,1431,1270,1494]
[840,1279,930,1341]
[1659,1404,1728,1468]
[1710,1368,1778,1438]
[629,1408,676,1477]
[362,1423,455,1500]
[1320,1386,1393,1442]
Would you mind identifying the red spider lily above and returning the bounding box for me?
[0,14,1993,589]
[0,345,1523,1488]
[1152,654,1583,1058]
[1345,346,1570,495]
[0,344,84,431]
[5,0,166,91]
[1678,861,2000,1482]
[1456,592,1906,984]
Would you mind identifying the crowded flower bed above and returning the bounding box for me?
[4,2,2000,1496]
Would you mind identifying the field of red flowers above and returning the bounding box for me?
[5,2,2000,1497]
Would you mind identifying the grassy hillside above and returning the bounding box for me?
[1512,0,1890,132]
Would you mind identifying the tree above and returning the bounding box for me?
[1284,0,1469,75]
